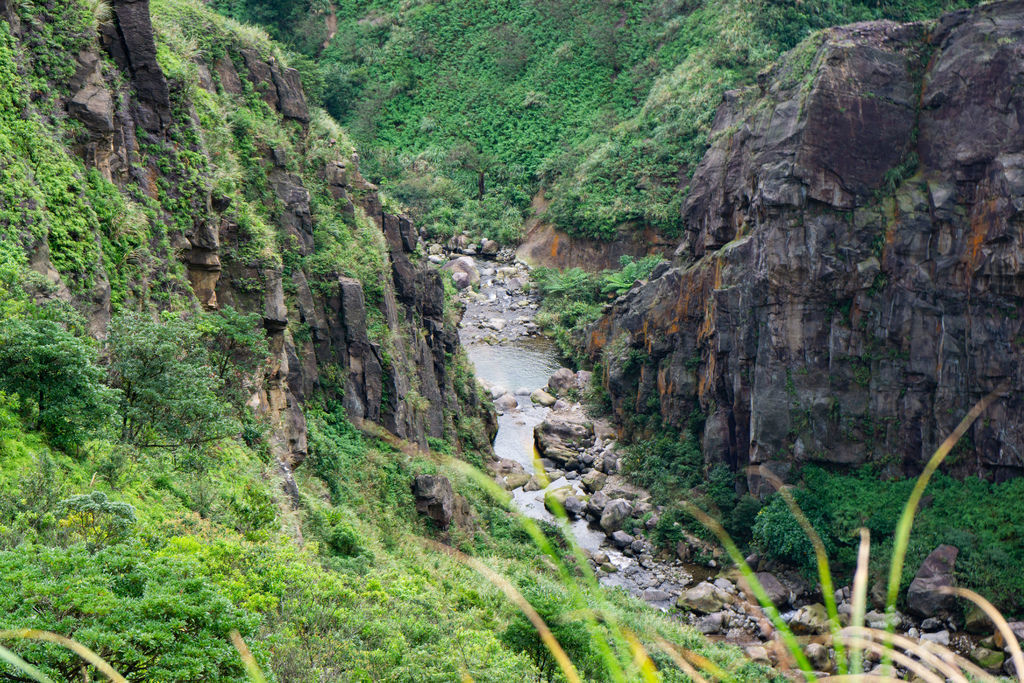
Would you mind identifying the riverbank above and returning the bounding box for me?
[435,246,1017,677]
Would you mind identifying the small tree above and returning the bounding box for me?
[196,306,270,411]
[0,318,115,451]
[56,491,136,550]
[105,312,237,450]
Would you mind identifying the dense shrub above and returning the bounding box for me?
[0,318,115,451]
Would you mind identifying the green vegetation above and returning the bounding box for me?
[534,255,662,362]
[210,0,979,242]
[752,465,1024,618]
[0,0,780,679]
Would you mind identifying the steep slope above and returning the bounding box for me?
[211,0,982,253]
[588,0,1024,490]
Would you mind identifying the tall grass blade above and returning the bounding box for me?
[848,528,871,675]
[619,627,659,683]
[0,643,54,683]
[936,586,1024,682]
[835,636,946,683]
[682,502,815,679]
[448,457,629,681]
[422,538,582,683]
[838,626,971,682]
[229,631,267,683]
[0,630,127,683]
[756,466,847,674]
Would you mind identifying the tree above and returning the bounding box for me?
[0,318,115,451]
[196,306,270,412]
[105,312,237,450]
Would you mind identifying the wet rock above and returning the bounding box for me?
[563,495,586,518]
[643,588,672,603]
[611,530,634,548]
[600,499,633,533]
[530,389,556,406]
[907,545,959,618]
[484,318,507,332]
[412,475,453,529]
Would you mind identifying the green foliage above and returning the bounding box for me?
[0,318,115,451]
[752,466,1024,617]
[196,306,271,410]
[105,312,238,450]
[56,491,137,550]
[622,432,704,501]
[0,543,261,681]
[533,257,663,363]
[209,0,979,242]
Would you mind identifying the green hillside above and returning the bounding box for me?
[212,0,979,242]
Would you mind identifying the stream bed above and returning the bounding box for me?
[456,257,708,606]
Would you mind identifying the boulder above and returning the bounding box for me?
[493,393,519,412]
[481,239,499,255]
[412,475,454,529]
[581,469,607,493]
[697,612,725,634]
[751,571,789,608]
[677,582,732,614]
[600,499,633,534]
[547,368,577,396]
[530,389,556,407]
[611,530,634,548]
[534,417,594,463]
[451,271,471,290]
[789,603,830,635]
[503,472,531,490]
[586,490,610,516]
[907,545,958,618]
[543,486,572,515]
[805,643,831,672]
[563,495,586,518]
[442,256,480,287]
[970,646,1005,672]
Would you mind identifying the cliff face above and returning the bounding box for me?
[588,1,1024,492]
[0,0,488,483]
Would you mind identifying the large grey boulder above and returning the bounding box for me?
[677,581,733,614]
[547,368,577,396]
[442,256,480,287]
[600,498,633,534]
[907,544,959,618]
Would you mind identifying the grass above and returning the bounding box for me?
[5,394,1018,681]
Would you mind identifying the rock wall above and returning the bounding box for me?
[588,1,1024,492]
[7,0,486,483]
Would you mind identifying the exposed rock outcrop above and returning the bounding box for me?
[588,1,1024,490]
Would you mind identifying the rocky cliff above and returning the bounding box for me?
[587,0,1024,493]
[0,0,488,489]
